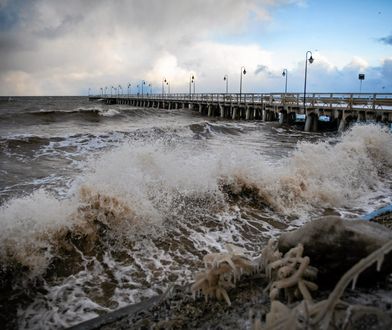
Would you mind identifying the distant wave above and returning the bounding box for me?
[0,134,55,148]
[189,122,244,139]
[0,108,135,123]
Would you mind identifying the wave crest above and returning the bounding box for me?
[1,124,391,282]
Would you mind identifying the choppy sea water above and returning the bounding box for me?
[0,96,391,329]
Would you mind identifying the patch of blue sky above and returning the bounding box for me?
[212,0,392,65]
[0,0,27,30]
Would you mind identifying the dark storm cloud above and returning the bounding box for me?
[0,0,314,95]
[0,0,27,30]
[255,64,273,76]
[380,58,392,79]
[34,14,84,39]
[379,34,392,46]
[0,0,279,69]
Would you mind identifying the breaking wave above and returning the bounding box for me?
[0,124,391,328]
[0,107,161,126]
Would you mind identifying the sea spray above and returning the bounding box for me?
[1,124,392,278]
[228,124,392,215]
[0,123,391,329]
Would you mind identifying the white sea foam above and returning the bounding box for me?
[99,109,121,117]
[0,190,76,276]
[1,123,391,329]
[1,124,391,275]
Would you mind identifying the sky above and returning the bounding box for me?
[0,0,391,96]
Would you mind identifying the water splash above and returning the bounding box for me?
[0,123,391,328]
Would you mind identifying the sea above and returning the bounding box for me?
[0,96,391,329]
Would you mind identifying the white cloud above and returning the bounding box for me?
[1,71,41,95]
[344,56,369,71]
[0,0,388,95]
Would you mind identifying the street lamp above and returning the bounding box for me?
[100,87,103,97]
[282,69,288,94]
[162,78,166,96]
[303,51,314,111]
[148,83,152,95]
[165,80,170,95]
[141,80,145,98]
[127,83,131,97]
[104,86,108,97]
[118,85,122,97]
[239,66,246,102]
[358,73,365,93]
[111,86,114,97]
[88,88,91,97]
[223,75,229,94]
[189,74,195,97]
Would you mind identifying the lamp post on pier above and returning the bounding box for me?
[166,80,170,95]
[148,83,152,95]
[104,86,108,97]
[282,69,288,94]
[118,85,122,97]
[100,87,103,97]
[141,80,145,98]
[127,83,131,97]
[88,88,91,97]
[189,74,194,97]
[239,66,246,102]
[111,86,114,97]
[223,74,229,94]
[162,78,166,96]
[303,51,314,111]
[358,73,365,93]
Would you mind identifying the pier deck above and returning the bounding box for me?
[89,92,392,132]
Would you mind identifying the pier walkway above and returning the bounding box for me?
[89,92,392,132]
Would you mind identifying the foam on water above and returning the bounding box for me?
[1,124,391,328]
[98,109,121,117]
[240,124,392,216]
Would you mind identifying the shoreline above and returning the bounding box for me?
[68,213,392,330]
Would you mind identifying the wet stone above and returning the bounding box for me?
[278,216,392,287]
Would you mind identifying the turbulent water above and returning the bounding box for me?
[0,96,391,329]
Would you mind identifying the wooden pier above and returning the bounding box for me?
[89,92,392,132]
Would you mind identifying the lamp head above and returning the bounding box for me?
[282,71,286,77]
[243,69,247,75]
[309,55,314,64]
[224,76,226,80]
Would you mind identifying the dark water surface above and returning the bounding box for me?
[1,97,391,329]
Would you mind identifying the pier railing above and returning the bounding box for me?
[92,92,392,111]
